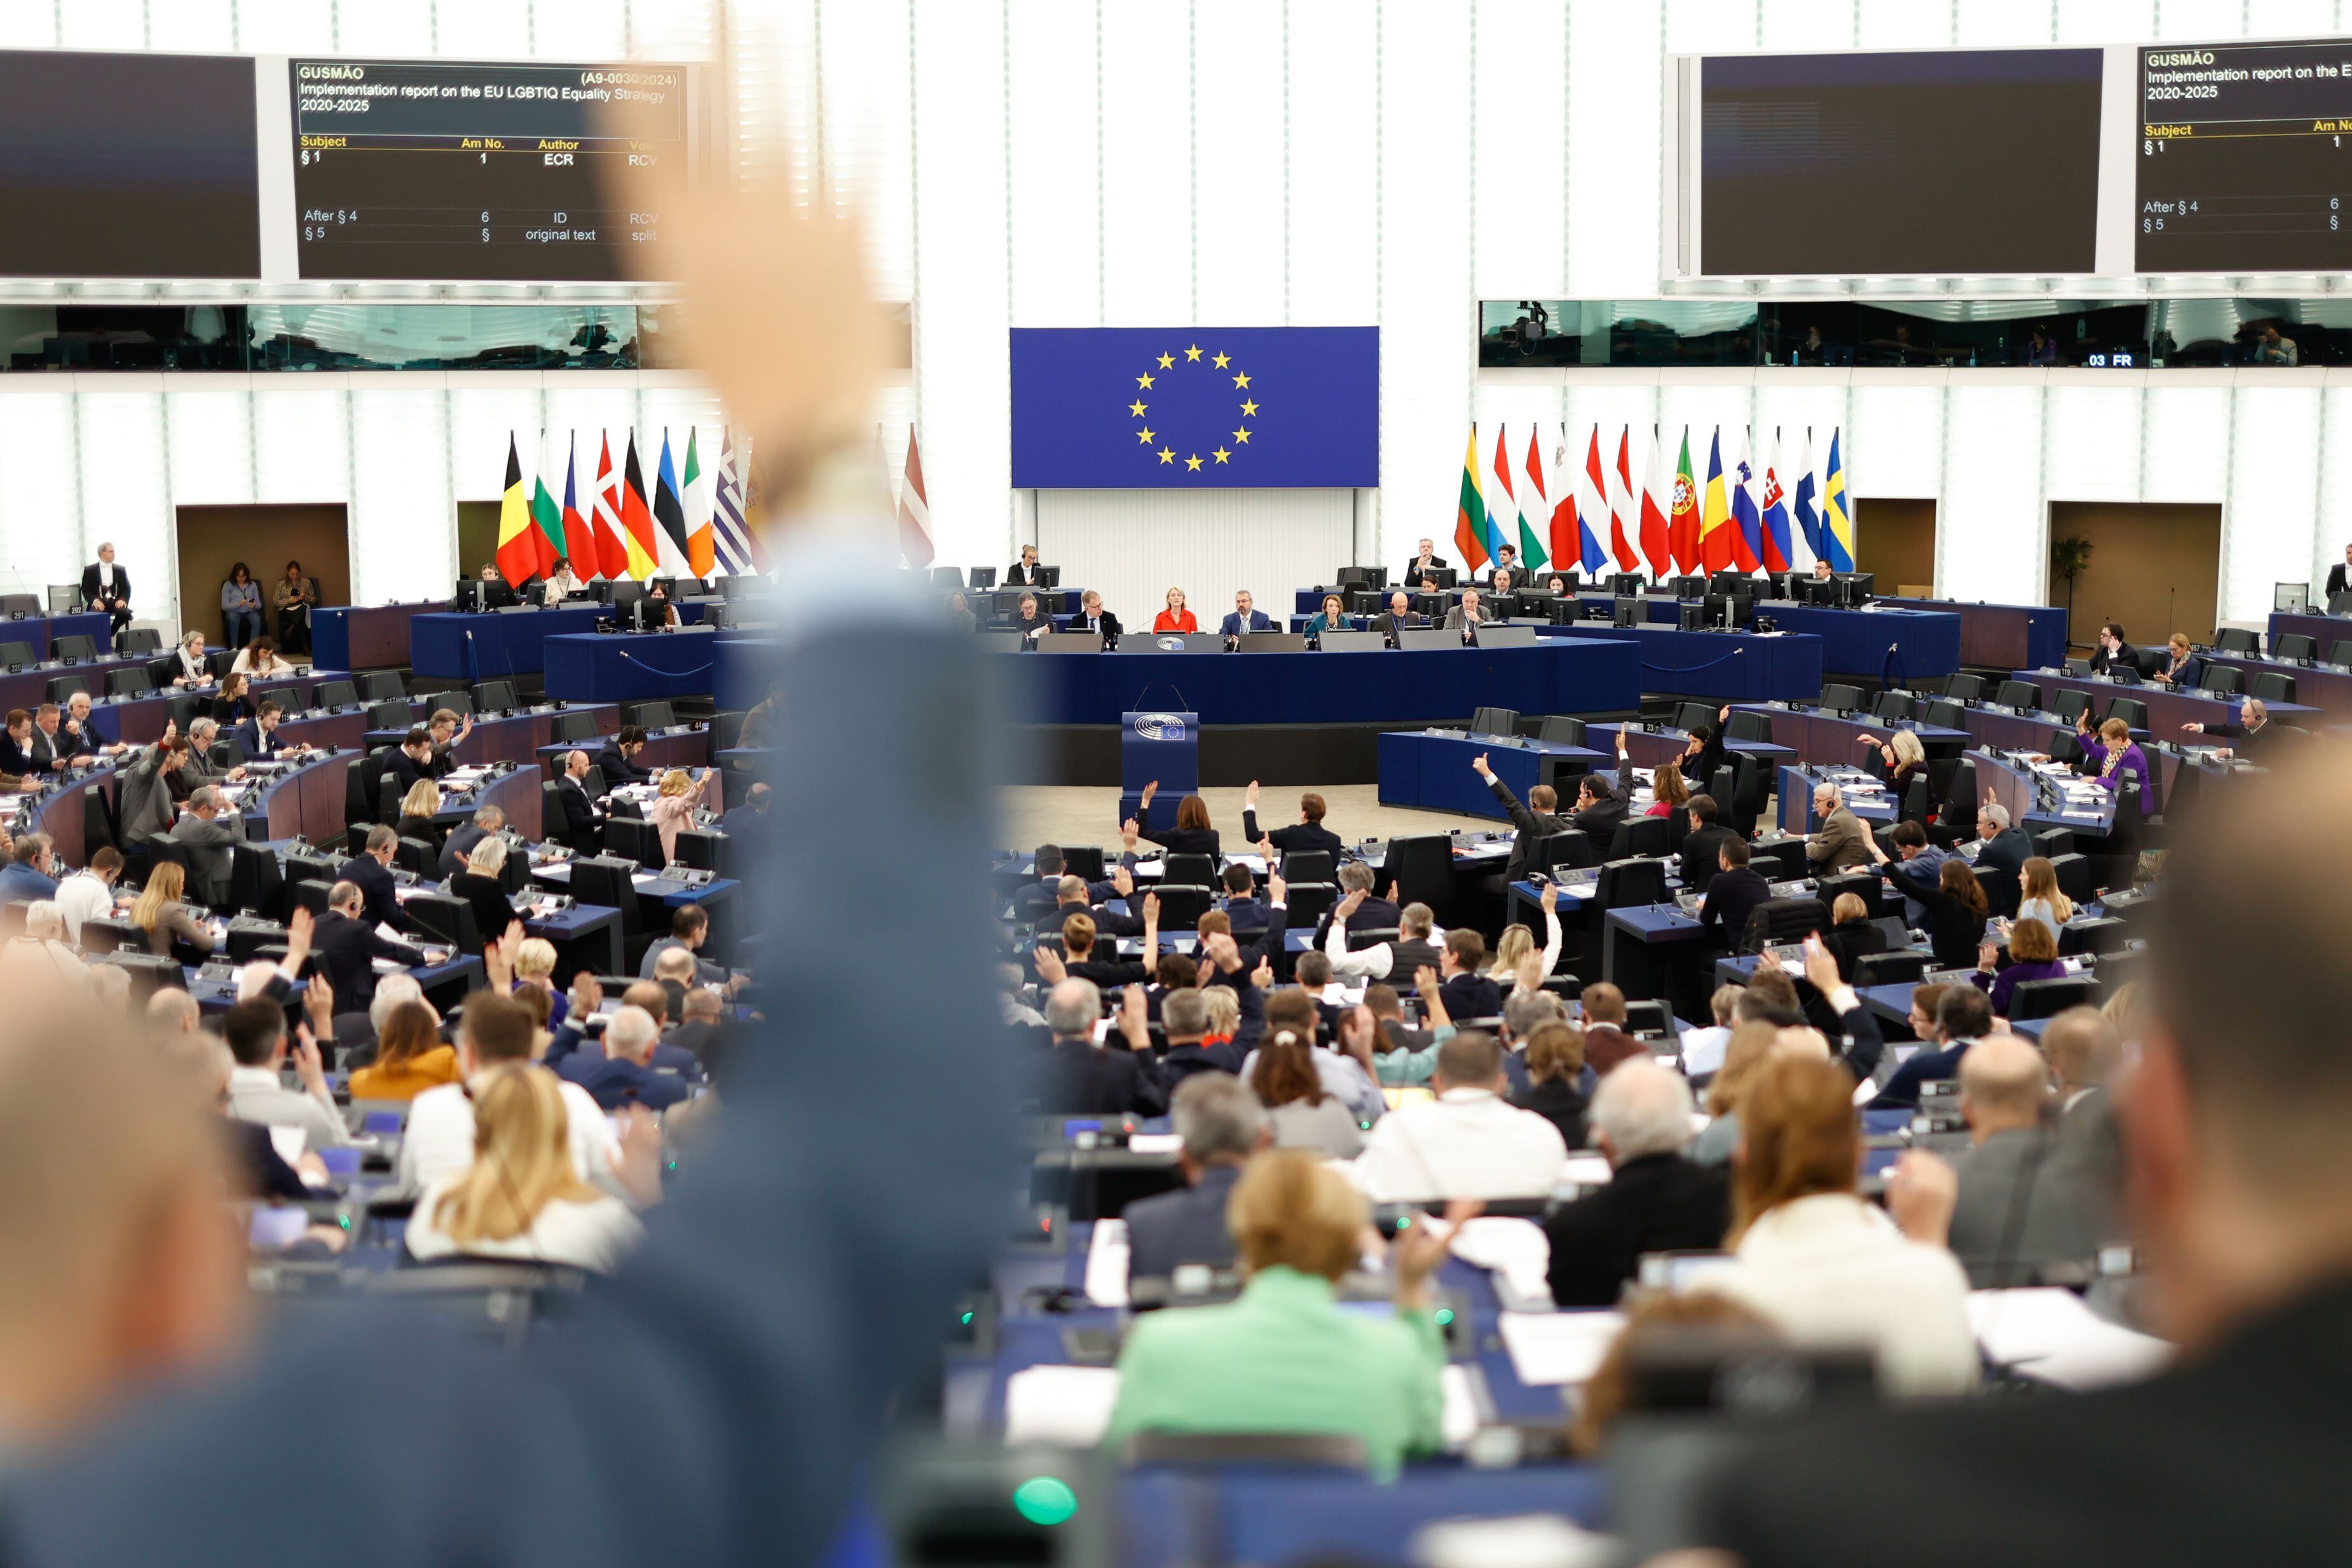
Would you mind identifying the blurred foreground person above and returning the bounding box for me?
[1675,752,2352,1564]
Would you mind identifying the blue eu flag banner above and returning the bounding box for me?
[1010,327,1379,488]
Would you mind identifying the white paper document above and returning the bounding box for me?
[1002,1365,1123,1446]
[1967,1288,2171,1391]
[1083,1218,1130,1308]
[1496,1310,1625,1387]
[1447,1217,1554,1306]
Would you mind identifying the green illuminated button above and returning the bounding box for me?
[1011,1476,1078,1526]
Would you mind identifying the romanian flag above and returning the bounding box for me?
[591,433,629,580]
[1699,427,1733,573]
[558,435,597,576]
[527,434,564,579]
[493,433,537,587]
[1453,428,1490,571]
[682,429,716,577]
[1822,427,1855,571]
[1669,428,1700,574]
[620,432,660,580]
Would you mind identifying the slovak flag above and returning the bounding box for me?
[1758,429,1792,573]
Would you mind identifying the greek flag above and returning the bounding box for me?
[712,428,756,575]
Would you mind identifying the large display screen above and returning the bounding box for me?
[2137,39,2352,273]
[288,59,685,282]
[1699,49,2103,276]
[0,50,259,278]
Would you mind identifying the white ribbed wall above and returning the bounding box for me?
[10,0,2352,626]
[1035,489,1357,634]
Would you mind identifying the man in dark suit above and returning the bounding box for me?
[1873,985,1992,1109]
[720,781,774,849]
[166,786,245,909]
[552,749,603,856]
[2087,620,2135,677]
[313,880,427,1013]
[79,542,131,650]
[1152,987,1243,1084]
[1323,862,1398,934]
[1471,752,1571,884]
[438,804,505,880]
[2327,542,2352,600]
[1059,590,1121,647]
[1217,590,1275,641]
[1440,585,1496,641]
[1371,590,1424,646]
[2182,696,2282,761]
[1699,836,1772,951]
[1568,772,1629,841]
[1971,799,2033,883]
[1678,794,1740,896]
[1241,781,1344,864]
[1401,538,1449,583]
[24,704,79,776]
[1033,977,1167,1115]
[0,708,36,779]
[1436,929,1504,1021]
[341,825,411,935]
[384,729,437,798]
[1123,1073,1266,1288]
[1945,1032,2113,1286]
[595,726,652,787]
[1477,547,1519,586]
[1543,1058,1728,1306]
[557,1002,692,1111]
[1215,862,1269,933]
[421,709,472,777]
[234,700,312,765]
[1671,757,2352,1568]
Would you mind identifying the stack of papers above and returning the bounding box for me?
[1083,1218,1130,1307]
[1967,1289,2171,1390]
[1003,1365,1122,1446]
[1496,1311,1625,1387]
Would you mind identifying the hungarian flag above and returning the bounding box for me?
[558,434,597,575]
[1638,426,1672,578]
[1669,428,1700,574]
[1453,428,1490,571]
[590,433,629,580]
[682,429,716,577]
[620,432,660,580]
[527,433,564,578]
[493,433,538,587]
[1608,425,1640,573]
[1515,426,1550,573]
[1699,428,1733,573]
[652,430,694,576]
[713,428,760,575]
[898,428,935,568]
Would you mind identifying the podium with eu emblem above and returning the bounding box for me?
[1119,710,1198,834]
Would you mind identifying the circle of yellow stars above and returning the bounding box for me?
[1130,343,1258,474]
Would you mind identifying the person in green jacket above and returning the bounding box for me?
[1102,1149,1465,1478]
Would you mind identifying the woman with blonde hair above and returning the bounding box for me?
[130,861,217,958]
[395,777,442,847]
[1152,586,1197,634]
[348,1000,460,1101]
[512,935,566,1029]
[647,767,710,864]
[2015,856,2074,937]
[1104,1150,1456,1477]
[404,1063,645,1272]
[1200,985,1241,1053]
[1484,888,1562,988]
[1711,1054,1976,1396]
[1856,725,1929,800]
[1248,992,1364,1158]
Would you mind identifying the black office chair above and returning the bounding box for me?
[2028,828,2072,861]
[1724,711,1775,744]
[1672,700,1718,734]
[1162,852,1217,888]
[1151,885,1214,927]
[711,711,746,751]
[1819,683,1864,714]
[226,844,285,920]
[311,678,355,709]
[210,738,246,771]
[1381,835,1456,926]
[2329,641,2352,669]
[1974,863,2017,920]
[377,774,407,826]
[120,627,162,656]
[1285,882,1337,929]
[551,710,602,743]
[1995,679,2038,709]
[2196,664,2242,695]
[1592,857,1667,911]
[603,817,664,868]
[1943,674,1983,704]
[366,699,412,732]
[673,828,726,876]
[2006,976,2098,1021]
[568,856,660,967]
[1468,706,1520,737]
[2105,697,2149,731]
[2058,916,2129,958]
[403,892,481,955]
[79,917,146,955]
[2250,671,2297,704]
[0,641,32,669]
[418,690,471,718]
[1868,690,1915,723]
[1738,896,1828,956]
[96,950,186,1006]
[472,679,519,713]
[1533,830,1596,873]
[2048,690,2090,725]
[287,879,332,918]
[2048,852,2094,906]
[1900,775,1930,824]
[2213,627,2259,654]
[1613,817,1672,860]
[1924,699,1967,730]
[1852,951,1929,989]
[44,674,92,704]
[1814,871,1882,919]
[1535,715,1587,746]
[1728,751,1769,838]
[2274,633,2317,662]
[105,667,151,698]
[357,671,405,703]
[1280,850,1336,883]
[395,836,439,876]
[622,700,676,730]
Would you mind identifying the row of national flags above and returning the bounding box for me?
[495,427,770,589]
[1454,423,1852,580]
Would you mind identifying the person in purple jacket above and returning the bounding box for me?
[1969,914,2068,1018]
[2089,716,2151,815]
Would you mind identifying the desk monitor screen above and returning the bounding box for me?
[1613,597,1643,627]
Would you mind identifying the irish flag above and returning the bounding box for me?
[493,433,537,587]
[682,428,716,577]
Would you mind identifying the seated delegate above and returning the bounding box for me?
[1302,593,1353,642]
[1152,587,1197,632]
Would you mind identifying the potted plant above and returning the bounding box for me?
[2051,535,2093,649]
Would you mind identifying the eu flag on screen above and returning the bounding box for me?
[1010,327,1379,488]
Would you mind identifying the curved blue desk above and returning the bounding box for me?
[1760,601,1962,681]
[543,627,724,703]
[409,604,607,681]
[1541,622,1822,702]
[1003,640,1641,726]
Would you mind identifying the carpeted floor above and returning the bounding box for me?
[996,782,1497,854]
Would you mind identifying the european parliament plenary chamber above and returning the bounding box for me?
[4,15,2351,1568]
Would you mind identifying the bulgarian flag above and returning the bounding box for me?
[558,434,597,575]
[1453,428,1490,571]
[620,432,660,580]
[682,428,716,577]
[493,433,537,587]
[527,433,564,579]
[590,433,629,580]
